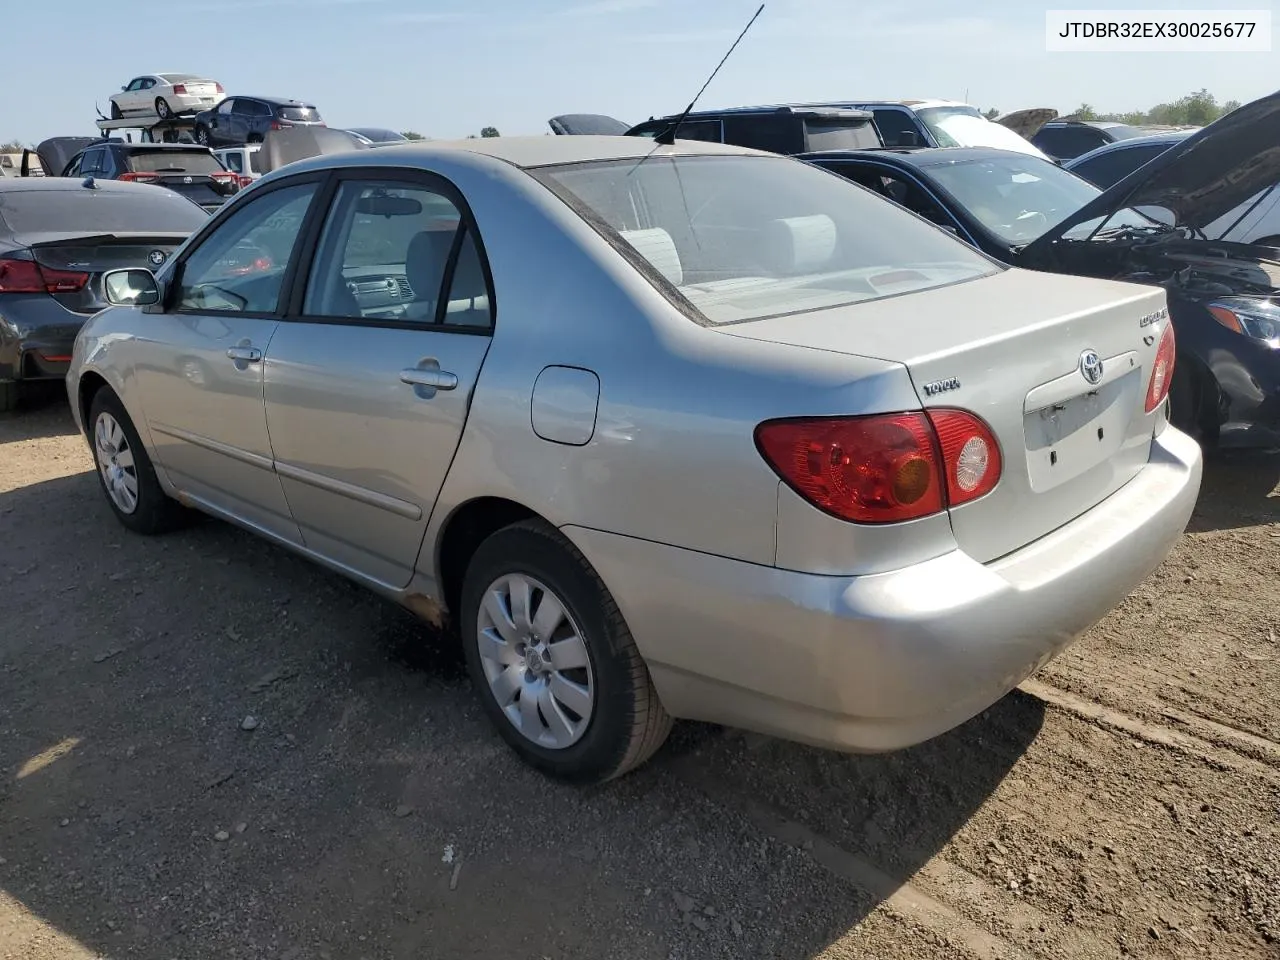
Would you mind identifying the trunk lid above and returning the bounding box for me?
[995,107,1059,139]
[718,267,1170,563]
[26,232,191,313]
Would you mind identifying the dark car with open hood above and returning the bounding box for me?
[0,177,209,411]
[802,89,1280,449]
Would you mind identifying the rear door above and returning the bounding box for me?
[262,171,494,588]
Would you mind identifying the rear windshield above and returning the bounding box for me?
[803,118,881,151]
[125,150,225,175]
[0,187,209,235]
[532,154,998,325]
[278,105,321,122]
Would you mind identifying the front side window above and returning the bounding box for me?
[629,119,722,143]
[302,180,492,327]
[870,109,922,147]
[176,182,317,313]
[533,154,998,325]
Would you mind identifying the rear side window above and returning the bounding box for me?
[125,150,224,175]
[0,187,210,235]
[721,114,798,154]
[1070,143,1171,189]
[803,119,881,151]
[278,105,321,122]
[871,109,924,147]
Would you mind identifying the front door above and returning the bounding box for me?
[134,178,324,542]
[263,173,494,588]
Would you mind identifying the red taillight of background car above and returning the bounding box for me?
[754,409,1002,524]
[214,83,225,94]
[1144,322,1177,413]
[118,172,161,183]
[209,171,243,194]
[0,256,88,294]
[172,84,187,95]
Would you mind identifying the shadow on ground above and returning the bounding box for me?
[0,467,1049,959]
[1187,446,1280,533]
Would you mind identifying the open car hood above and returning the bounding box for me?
[259,127,368,173]
[995,107,1058,139]
[1031,89,1280,251]
[548,114,631,136]
[37,137,100,177]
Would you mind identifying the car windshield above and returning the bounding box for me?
[917,106,1042,154]
[125,150,225,175]
[923,154,1158,245]
[531,154,998,325]
[0,187,209,235]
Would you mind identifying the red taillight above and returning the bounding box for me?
[0,257,88,294]
[118,172,161,183]
[755,409,1002,524]
[1144,322,1177,413]
[172,84,187,95]
[236,174,253,187]
[270,120,282,131]
[926,409,1002,507]
[215,83,224,94]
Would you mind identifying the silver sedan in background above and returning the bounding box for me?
[66,136,1201,783]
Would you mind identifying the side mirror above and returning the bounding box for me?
[122,85,128,91]
[104,268,161,306]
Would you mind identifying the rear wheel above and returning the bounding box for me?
[194,125,209,145]
[155,97,172,119]
[88,388,189,535]
[460,520,672,784]
[247,133,263,144]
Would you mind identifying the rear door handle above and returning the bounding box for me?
[399,368,458,391]
[226,346,262,362]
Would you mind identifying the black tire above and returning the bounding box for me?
[87,387,190,535]
[460,520,672,784]
[155,97,172,119]
[0,380,19,413]
[246,133,263,144]
[110,102,122,120]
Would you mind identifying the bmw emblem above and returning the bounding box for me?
[1079,349,1104,385]
[148,249,167,267]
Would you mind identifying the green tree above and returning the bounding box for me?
[400,130,425,140]
[0,140,25,152]
[480,126,500,138]
[982,108,1000,120]
[1219,99,1241,116]
[1071,103,1098,121]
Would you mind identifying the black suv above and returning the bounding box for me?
[58,140,243,211]
[193,96,324,148]
[552,104,882,154]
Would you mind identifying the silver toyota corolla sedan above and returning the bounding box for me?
[66,135,1202,783]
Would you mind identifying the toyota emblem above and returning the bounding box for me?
[1079,349,1104,385]
[148,249,167,266]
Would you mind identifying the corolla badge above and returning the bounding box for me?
[148,249,167,266]
[1079,349,1104,385]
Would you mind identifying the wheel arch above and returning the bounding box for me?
[433,496,543,624]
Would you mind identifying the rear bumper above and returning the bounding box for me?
[0,295,86,382]
[563,427,1202,753]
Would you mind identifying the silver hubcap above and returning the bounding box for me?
[94,412,139,515]
[476,573,594,750]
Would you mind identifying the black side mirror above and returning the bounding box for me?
[104,268,161,306]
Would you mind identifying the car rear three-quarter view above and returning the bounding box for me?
[66,136,1202,784]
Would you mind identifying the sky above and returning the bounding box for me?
[4,0,1277,144]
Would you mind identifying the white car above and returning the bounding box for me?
[110,74,224,121]
[212,144,265,180]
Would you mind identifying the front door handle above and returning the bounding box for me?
[226,346,262,362]
[399,368,458,391]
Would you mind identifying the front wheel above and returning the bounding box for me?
[460,520,672,784]
[88,388,190,535]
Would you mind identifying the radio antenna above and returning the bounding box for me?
[628,3,764,174]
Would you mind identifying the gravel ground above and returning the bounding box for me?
[2,391,1278,960]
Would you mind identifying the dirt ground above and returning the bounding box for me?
[2,389,1278,960]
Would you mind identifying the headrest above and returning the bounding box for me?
[618,227,683,286]
[405,228,454,295]
[766,214,838,275]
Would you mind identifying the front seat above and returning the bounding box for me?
[403,227,455,321]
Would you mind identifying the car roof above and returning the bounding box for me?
[633,102,878,123]
[230,96,314,106]
[0,176,169,195]
[316,134,768,169]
